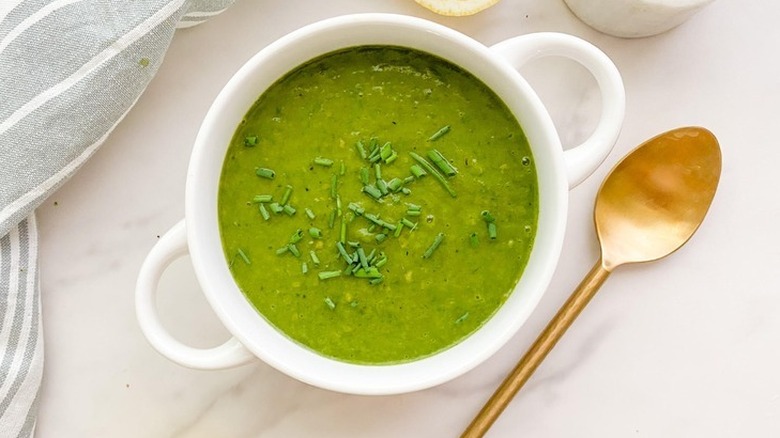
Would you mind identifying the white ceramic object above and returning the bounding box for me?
[135,13,625,395]
[564,0,715,38]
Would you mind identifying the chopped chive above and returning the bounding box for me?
[259,204,270,221]
[374,254,388,268]
[362,185,382,200]
[357,246,369,269]
[309,227,322,239]
[428,149,458,176]
[428,125,451,141]
[410,164,427,178]
[344,263,356,276]
[324,296,337,309]
[365,213,382,227]
[244,135,258,146]
[481,210,496,223]
[320,271,341,281]
[348,202,365,216]
[339,161,346,176]
[282,204,296,216]
[352,261,362,274]
[275,246,289,255]
[401,187,412,195]
[352,251,360,263]
[327,208,336,229]
[380,142,393,161]
[406,203,422,211]
[385,151,398,164]
[470,232,479,247]
[369,277,384,285]
[376,179,389,196]
[488,222,497,240]
[310,250,320,266]
[369,137,379,151]
[280,185,293,205]
[253,194,273,203]
[394,222,404,237]
[340,217,347,244]
[366,249,377,264]
[347,241,361,248]
[401,218,417,229]
[256,168,275,179]
[406,210,421,217]
[375,233,387,243]
[455,312,469,324]
[305,208,316,220]
[381,149,393,163]
[269,202,283,214]
[331,174,338,199]
[289,229,304,244]
[403,175,415,185]
[356,140,367,159]
[236,248,251,265]
[374,163,382,180]
[301,262,308,274]
[387,178,403,192]
[287,243,300,257]
[423,232,445,259]
[360,167,370,185]
[368,224,376,233]
[368,145,381,161]
[353,266,382,278]
[410,152,456,197]
[336,195,342,216]
[336,241,352,263]
[380,220,397,231]
[314,157,334,167]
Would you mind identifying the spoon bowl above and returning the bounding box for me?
[597,127,721,269]
[462,127,722,437]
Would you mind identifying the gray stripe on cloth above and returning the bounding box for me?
[0,218,41,423]
[0,219,29,392]
[183,0,231,15]
[0,231,10,334]
[0,0,174,120]
[15,388,39,438]
[0,217,41,437]
[0,0,191,238]
[0,0,51,38]
[176,0,233,28]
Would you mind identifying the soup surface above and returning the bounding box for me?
[218,46,538,364]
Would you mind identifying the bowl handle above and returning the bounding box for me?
[490,33,625,188]
[135,219,255,369]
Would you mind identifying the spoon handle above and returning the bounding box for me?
[461,259,611,438]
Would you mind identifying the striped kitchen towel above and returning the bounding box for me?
[0,1,234,436]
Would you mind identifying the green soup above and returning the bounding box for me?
[218,46,538,364]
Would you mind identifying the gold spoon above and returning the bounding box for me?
[462,126,722,437]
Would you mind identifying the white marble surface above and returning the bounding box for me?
[33,0,780,436]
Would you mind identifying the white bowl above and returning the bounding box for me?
[136,13,624,395]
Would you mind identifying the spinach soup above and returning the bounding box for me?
[218,46,538,364]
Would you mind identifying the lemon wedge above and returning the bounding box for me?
[414,0,501,16]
